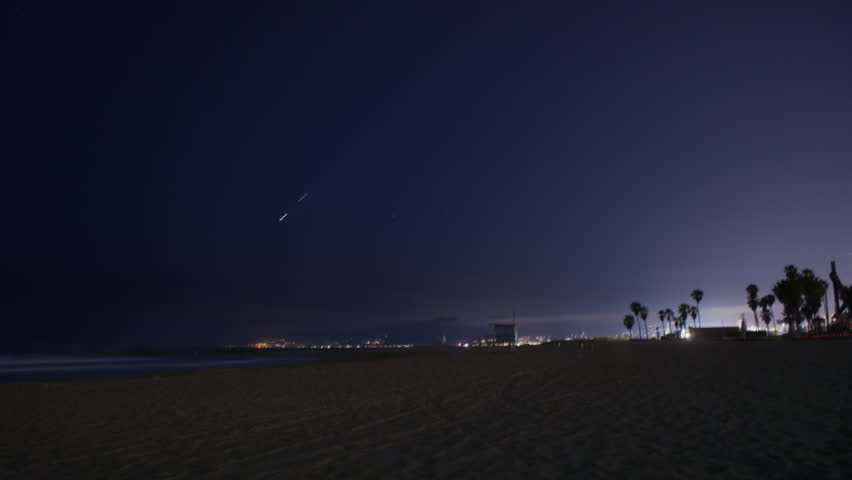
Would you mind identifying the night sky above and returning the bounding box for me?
[4,2,851,349]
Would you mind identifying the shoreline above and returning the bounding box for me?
[0,348,421,384]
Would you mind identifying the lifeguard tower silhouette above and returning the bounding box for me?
[490,312,518,346]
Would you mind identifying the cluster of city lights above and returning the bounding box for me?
[252,334,558,350]
[456,335,552,348]
[517,335,552,346]
[249,338,413,350]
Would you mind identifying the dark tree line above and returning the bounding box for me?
[622,289,702,339]
[621,264,841,338]
[770,265,829,334]
[746,265,831,335]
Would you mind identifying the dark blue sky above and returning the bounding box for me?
[4,1,851,348]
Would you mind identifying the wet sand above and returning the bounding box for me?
[2,341,850,479]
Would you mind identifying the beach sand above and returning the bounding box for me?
[2,341,850,479]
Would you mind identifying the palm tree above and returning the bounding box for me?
[623,314,635,339]
[689,305,698,328]
[690,289,704,327]
[746,284,759,331]
[665,308,675,334]
[630,301,644,339]
[772,265,828,335]
[773,266,804,334]
[758,296,772,333]
[759,294,776,335]
[764,294,777,335]
[801,269,829,334]
[677,303,691,336]
[639,305,649,340]
[657,309,666,337]
[760,306,772,333]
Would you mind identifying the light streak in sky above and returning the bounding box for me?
[278,192,308,222]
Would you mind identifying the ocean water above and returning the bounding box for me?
[0,354,316,383]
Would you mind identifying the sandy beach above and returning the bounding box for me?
[2,341,850,479]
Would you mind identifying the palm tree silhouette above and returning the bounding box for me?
[677,303,691,336]
[630,301,644,339]
[657,309,666,337]
[639,305,649,340]
[689,305,698,328]
[758,297,772,333]
[763,294,777,335]
[770,265,826,334]
[623,314,635,339]
[665,308,675,335]
[690,289,704,327]
[801,269,829,333]
[746,284,760,331]
[773,265,804,334]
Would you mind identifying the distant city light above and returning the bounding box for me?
[247,337,413,350]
